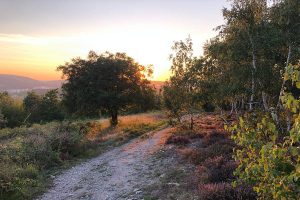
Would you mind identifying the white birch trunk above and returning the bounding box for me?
[277,45,292,108]
[249,34,257,111]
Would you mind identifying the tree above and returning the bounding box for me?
[23,91,42,123]
[164,36,203,129]
[39,89,64,122]
[135,84,159,112]
[23,90,64,123]
[169,36,194,81]
[272,0,300,107]
[229,61,300,199]
[223,0,270,110]
[0,109,7,128]
[163,82,187,123]
[0,92,25,128]
[58,51,153,126]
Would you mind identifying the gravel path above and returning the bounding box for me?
[39,128,173,200]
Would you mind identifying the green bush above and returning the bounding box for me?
[228,63,300,199]
[0,92,25,128]
[0,120,93,199]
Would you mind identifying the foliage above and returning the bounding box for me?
[163,37,202,129]
[23,90,64,124]
[0,92,25,128]
[229,62,300,199]
[39,89,64,122]
[163,82,187,122]
[164,0,300,114]
[23,91,42,123]
[0,109,7,128]
[57,51,154,126]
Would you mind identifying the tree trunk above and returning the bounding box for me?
[110,109,118,126]
[250,69,255,111]
[277,45,292,108]
[234,101,238,114]
[241,98,245,111]
[230,102,234,115]
[286,111,292,132]
[262,91,269,111]
[248,33,257,111]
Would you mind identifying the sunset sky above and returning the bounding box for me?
[0,0,229,81]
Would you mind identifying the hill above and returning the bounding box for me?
[0,74,63,91]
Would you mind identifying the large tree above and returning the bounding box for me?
[58,51,153,126]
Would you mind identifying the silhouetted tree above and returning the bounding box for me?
[58,51,153,126]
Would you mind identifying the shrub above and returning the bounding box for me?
[198,156,237,183]
[0,161,19,195]
[198,183,235,200]
[195,165,211,183]
[198,183,256,200]
[183,142,233,165]
[233,185,257,200]
[0,92,25,128]
[166,135,191,145]
[202,131,227,147]
[21,134,61,168]
[229,63,300,199]
[206,141,235,159]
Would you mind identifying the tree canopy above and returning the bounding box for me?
[58,51,154,125]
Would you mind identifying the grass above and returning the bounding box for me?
[0,112,167,200]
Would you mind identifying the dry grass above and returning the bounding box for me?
[84,112,166,141]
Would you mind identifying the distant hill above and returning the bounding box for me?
[0,74,63,96]
[0,74,164,96]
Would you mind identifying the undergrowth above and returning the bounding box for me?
[165,115,257,200]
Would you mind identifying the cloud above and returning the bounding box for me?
[0,34,49,45]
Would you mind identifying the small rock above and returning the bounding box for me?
[160,174,165,178]
[167,182,180,187]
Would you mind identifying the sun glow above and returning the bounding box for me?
[0,20,212,81]
[0,0,228,81]
[0,30,175,81]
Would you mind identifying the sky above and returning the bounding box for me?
[0,0,229,81]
